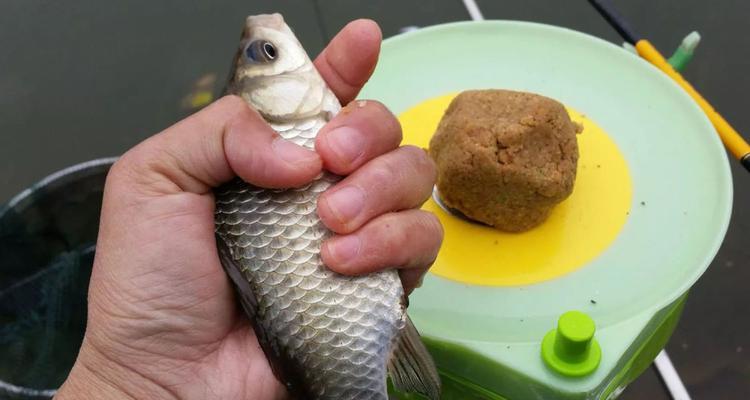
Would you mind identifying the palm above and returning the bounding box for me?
[88,192,285,399]
[56,20,398,400]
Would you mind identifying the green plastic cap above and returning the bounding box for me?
[668,31,701,72]
[541,311,601,377]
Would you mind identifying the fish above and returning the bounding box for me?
[213,13,441,400]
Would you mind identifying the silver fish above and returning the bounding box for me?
[214,14,441,400]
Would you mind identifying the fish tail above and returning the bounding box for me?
[387,316,441,399]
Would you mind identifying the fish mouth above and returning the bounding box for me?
[243,13,286,39]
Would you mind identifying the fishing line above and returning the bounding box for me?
[461,0,484,21]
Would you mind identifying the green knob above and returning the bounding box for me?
[541,311,601,377]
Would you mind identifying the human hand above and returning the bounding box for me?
[55,20,442,400]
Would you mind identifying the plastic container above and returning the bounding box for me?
[361,21,732,399]
[0,158,115,399]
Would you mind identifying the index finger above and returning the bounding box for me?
[314,19,382,104]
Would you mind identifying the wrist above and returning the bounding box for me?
[55,339,177,400]
[55,358,132,400]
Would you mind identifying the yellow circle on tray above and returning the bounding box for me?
[398,93,633,286]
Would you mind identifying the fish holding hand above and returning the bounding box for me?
[214,14,441,400]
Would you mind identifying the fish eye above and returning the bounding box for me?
[245,40,277,63]
[262,42,276,59]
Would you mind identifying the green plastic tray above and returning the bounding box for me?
[361,20,733,399]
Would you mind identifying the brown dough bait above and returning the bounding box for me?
[429,90,580,232]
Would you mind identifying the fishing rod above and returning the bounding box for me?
[588,0,750,173]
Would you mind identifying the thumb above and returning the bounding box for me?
[114,95,322,195]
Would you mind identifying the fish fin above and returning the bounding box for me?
[215,235,310,399]
[387,315,442,400]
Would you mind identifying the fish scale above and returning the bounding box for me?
[214,13,439,400]
[215,122,405,399]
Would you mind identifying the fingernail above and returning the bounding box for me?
[325,186,365,223]
[327,235,361,264]
[326,127,365,165]
[272,137,319,165]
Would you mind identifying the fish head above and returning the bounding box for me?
[228,13,332,121]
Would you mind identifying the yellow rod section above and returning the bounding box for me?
[635,39,750,161]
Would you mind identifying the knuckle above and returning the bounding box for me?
[212,95,259,125]
[365,99,388,112]
[376,106,403,143]
[389,118,404,145]
[413,211,443,267]
[107,147,145,184]
[366,159,399,192]
[361,100,402,144]
[375,214,411,264]
[401,145,436,179]
[215,95,248,114]
[107,155,130,181]
[421,211,444,244]
[423,153,438,181]
[105,139,184,196]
